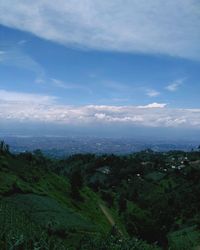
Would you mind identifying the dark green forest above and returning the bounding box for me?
[1,140,200,249]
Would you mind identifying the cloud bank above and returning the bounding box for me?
[0,0,199,59]
[1,90,200,128]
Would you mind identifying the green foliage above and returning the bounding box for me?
[0,140,10,155]
[168,226,200,250]
[4,194,97,233]
[1,143,200,249]
[145,171,166,182]
[118,194,127,214]
[78,233,160,250]
[70,167,84,201]
[0,201,66,250]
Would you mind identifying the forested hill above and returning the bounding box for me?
[1,140,200,249]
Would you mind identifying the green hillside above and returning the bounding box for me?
[0,157,115,249]
[1,141,200,249]
[0,143,159,249]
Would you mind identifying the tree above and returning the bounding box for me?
[70,167,84,201]
[0,141,10,155]
[0,141,4,152]
[118,194,127,214]
[5,144,9,153]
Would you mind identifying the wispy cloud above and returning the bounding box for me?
[51,78,92,93]
[18,39,27,45]
[35,78,45,84]
[0,47,44,76]
[0,1,199,59]
[1,89,200,128]
[101,80,132,93]
[166,78,185,92]
[146,89,160,97]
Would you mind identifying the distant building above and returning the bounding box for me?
[97,166,110,175]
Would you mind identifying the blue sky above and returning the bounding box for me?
[0,1,200,137]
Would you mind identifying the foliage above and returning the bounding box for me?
[69,167,84,201]
[79,233,160,250]
[1,143,200,249]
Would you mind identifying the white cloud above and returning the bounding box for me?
[166,78,185,92]
[0,89,56,104]
[0,1,199,59]
[137,103,167,108]
[0,89,200,128]
[146,89,160,97]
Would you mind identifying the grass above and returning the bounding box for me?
[168,226,200,250]
[0,154,126,249]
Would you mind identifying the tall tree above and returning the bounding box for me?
[70,167,84,201]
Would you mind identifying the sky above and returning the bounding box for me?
[0,0,200,138]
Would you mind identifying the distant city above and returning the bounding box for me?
[1,135,199,157]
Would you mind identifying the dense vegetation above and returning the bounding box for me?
[1,140,200,249]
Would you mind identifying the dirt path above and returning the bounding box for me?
[98,203,123,236]
[99,203,115,226]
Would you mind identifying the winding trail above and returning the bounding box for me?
[98,203,124,236]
